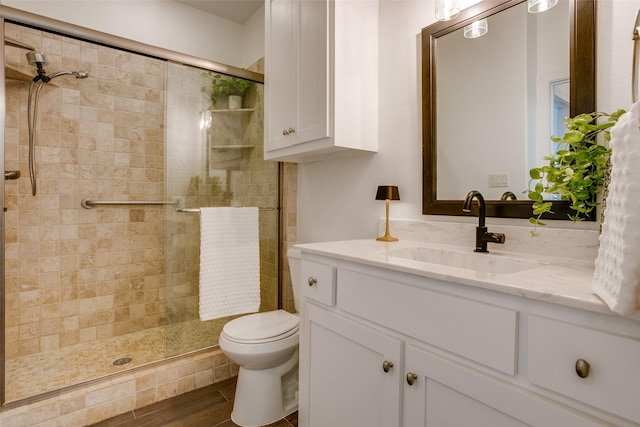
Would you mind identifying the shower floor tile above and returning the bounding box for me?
[5,319,225,402]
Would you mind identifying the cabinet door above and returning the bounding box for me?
[295,0,329,144]
[300,303,402,427]
[265,0,296,149]
[265,0,330,154]
[404,345,607,427]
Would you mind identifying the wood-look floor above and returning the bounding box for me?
[89,376,298,427]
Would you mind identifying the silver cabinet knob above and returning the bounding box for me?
[382,360,394,373]
[308,276,317,287]
[406,372,418,385]
[575,359,590,378]
[282,129,288,135]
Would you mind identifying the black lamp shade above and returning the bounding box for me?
[375,185,400,201]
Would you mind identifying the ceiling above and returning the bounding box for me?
[175,0,263,24]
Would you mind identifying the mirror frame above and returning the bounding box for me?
[422,0,595,219]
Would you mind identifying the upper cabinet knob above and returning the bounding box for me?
[382,360,394,373]
[575,359,591,378]
[406,372,418,385]
[308,276,318,287]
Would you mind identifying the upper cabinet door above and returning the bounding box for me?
[265,0,329,153]
[295,0,330,144]
[264,0,378,162]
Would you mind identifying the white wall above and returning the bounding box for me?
[297,0,639,243]
[597,0,639,113]
[1,0,264,68]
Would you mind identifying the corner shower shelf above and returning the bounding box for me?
[5,65,32,82]
[5,65,58,86]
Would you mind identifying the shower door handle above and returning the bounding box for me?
[4,170,21,180]
[632,9,640,103]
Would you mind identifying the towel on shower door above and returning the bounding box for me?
[199,207,260,321]
[592,101,640,315]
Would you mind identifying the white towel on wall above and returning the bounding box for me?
[592,101,640,315]
[199,207,260,321]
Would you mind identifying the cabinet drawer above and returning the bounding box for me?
[528,315,640,423]
[338,269,518,375]
[301,260,336,306]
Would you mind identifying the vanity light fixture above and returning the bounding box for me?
[435,0,460,21]
[527,0,558,13]
[375,185,400,242]
[463,18,489,39]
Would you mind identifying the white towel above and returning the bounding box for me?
[592,101,640,315]
[199,207,260,320]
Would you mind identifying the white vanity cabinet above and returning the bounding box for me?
[303,303,403,427]
[297,251,640,427]
[403,345,605,426]
[298,259,403,427]
[264,0,378,162]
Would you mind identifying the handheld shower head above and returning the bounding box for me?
[47,70,89,80]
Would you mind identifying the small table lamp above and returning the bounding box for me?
[375,185,400,242]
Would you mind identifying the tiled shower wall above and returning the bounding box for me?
[4,23,169,359]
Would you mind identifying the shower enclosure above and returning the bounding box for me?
[1,16,278,403]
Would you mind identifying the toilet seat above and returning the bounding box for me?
[222,310,299,344]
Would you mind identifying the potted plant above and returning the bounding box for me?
[525,109,625,229]
[202,73,255,110]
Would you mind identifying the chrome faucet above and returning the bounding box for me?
[462,190,506,253]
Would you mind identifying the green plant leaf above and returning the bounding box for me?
[526,109,624,228]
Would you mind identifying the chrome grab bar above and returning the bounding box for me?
[632,9,640,103]
[81,198,179,209]
[176,207,277,213]
[80,198,277,211]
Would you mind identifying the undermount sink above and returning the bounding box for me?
[383,246,545,274]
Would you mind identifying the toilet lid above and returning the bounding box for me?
[223,310,299,343]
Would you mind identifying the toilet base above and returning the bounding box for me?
[231,348,299,427]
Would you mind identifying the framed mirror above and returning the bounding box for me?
[422,0,595,219]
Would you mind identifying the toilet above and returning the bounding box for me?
[218,248,302,427]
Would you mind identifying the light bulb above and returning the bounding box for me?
[435,0,460,21]
[527,0,558,13]
[463,19,489,39]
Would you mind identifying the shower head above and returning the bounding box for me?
[25,50,50,82]
[26,50,49,67]
[47,70,89,80]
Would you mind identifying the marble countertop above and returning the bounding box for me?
[293,239,640,320]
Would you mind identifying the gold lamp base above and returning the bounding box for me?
[377,198,399,242]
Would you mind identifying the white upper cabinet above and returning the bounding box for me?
[264,0,379,162]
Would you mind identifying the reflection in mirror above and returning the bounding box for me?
[422,0,595,219]
[547,78,570,200]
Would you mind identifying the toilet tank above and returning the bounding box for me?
[286,248,301,312]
